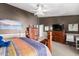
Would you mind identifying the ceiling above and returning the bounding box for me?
[8,3,79,17]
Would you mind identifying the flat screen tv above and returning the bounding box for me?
[52,24,64,31]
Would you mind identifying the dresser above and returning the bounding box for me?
[52,31,65,44]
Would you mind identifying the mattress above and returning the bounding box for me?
[0,37,51,56]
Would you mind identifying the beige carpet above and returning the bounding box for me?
[52,41,79,56]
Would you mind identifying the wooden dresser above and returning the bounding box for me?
[52,31,65,44]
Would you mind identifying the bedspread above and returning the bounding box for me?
[0,37,51,56]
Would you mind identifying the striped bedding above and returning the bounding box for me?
[0,37,51,56]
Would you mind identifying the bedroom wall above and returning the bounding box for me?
[0,3,37,34]
[39,15,79,32]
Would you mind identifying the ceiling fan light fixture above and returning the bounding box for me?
[33,4,45,16]
[34,11,44,16]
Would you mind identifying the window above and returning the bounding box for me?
[45,26,49,31]
[68,24,78,31]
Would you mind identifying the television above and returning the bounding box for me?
[52,24,64,31]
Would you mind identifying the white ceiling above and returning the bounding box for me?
[8,3,79,17]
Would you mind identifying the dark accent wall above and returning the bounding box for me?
[0,3,37,25]
[39,15,79,32]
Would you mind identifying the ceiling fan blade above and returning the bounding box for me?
[42,9,50,12]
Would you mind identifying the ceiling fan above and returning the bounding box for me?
[33,4,49,16]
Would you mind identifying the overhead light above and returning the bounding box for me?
[33,4,45,16]
[34,10,44,16]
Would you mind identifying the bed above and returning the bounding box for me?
[0,37,51,56]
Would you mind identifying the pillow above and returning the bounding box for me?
[0,36,3,41]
